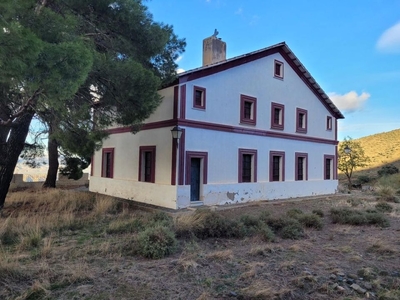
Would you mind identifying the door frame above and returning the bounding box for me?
[185,151,208,201]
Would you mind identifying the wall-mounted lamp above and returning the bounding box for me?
[344,146,351,154]
[171,125,183,141]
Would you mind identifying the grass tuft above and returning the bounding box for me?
[137,225,177,259]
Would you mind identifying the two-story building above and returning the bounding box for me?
[89,36,344,209]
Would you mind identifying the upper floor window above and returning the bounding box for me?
[274,60,284,79]
[139,146,156,183]
[326,116,332,130]
[193,86,206,109]
[296,108,308,133]
[102,148,114,178]
[240,94,257,125]
[271,102,284,130]
[269,151,285,182]
[238,149,257,183]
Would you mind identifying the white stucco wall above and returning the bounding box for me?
[177,180,338,208]
[91,127,173,184]
[182,52,336,140]
[90,177,178,209]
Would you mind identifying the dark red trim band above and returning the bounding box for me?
[106,118,338,145]
[173,86,179,119]
[180,84,186,119]
[178,129,185,185]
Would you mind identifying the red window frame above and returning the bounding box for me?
[101,148,114,178]
[269,151,285,182]
[326,116,332,130]
[238,149,257,183]
[274,60,284,79]
[296,108,308,133]
[240,94,257,125]
[324,154,335,180]
[271,102,284,130]
[295,152,308,181]
[193,86,206,109]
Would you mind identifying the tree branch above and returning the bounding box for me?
[0,89,42,127]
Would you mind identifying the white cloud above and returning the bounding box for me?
[328,91,370,113]
[235,7,243,15]
[376,21,400,53]
[176,68,185,74]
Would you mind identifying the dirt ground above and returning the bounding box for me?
[1,188,400,300]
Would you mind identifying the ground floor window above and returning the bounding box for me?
[295,152,308,181]
[270,151,285,182]
[101,148,114,178]
[238,149,257,183]
[324,155,335,180]
[139,146,156,183]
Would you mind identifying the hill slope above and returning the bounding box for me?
[346,128,400,175]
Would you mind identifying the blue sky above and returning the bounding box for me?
[146,0,400,141]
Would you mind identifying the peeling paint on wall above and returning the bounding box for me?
[226,191,238,201]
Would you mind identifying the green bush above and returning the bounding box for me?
[0,226,19,246]
[330,208,390,227]
[258,224,275,242]
[297,214,323,230]
[137,225,177,259]
[312,209,324,218]
[286,208,303,219]
[258,210,271,222]
[378,164,399,177]
[150,211,173,227]
[375,202,393,213]
[175,210,246,239]
[237,215,263,236]
[358,175,372,184]
[281,223,304,240]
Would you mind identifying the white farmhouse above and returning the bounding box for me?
[89,35,344,209]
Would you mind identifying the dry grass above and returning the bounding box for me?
[1,187,400,299]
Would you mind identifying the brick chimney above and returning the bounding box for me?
[202,30,226,66]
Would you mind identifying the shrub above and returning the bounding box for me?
[137,225,177,259]
[358,175,372,184]
[258,224,275,242]
[106,219,144,234]
[365,212,390,227]
[281,223,304,240]
[330,208,390,227]
[375,202,393,213]
[312,209,324,218]
[239,215,262,236]
[286,208,303,219]
[258,210,271,222]
[297,214,323,230]
[378,164,399,177]
[375,185,397,202]
[0,225,19,246]
[174,210,245,239]
[151,211,173,227]
[262,215,304,239]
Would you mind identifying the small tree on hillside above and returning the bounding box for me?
[338,137,370,188]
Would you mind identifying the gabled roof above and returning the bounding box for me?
[171,42,344,119]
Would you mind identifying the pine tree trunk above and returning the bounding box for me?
[43,121,59,188]
[0,112,34,209]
